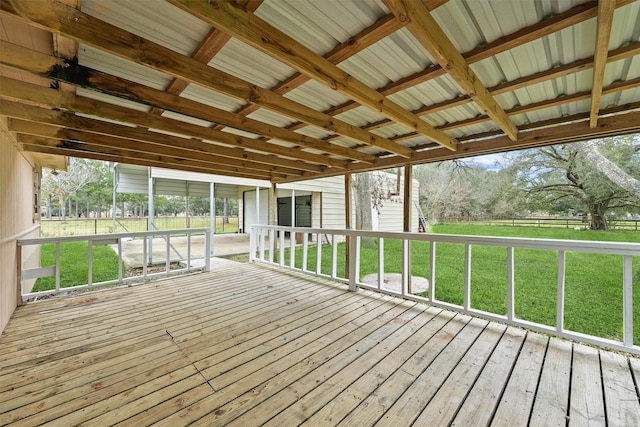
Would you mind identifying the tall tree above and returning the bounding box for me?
[512,139,640,230]
[574,135,640,198]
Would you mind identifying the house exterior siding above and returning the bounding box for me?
[0,118,41,334]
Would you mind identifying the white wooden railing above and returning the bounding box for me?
[17,228,211,302]
[250,225,640,355]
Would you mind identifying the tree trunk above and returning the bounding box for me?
[354,173,373,230]
[97,194,102,218]
[586,200,608,230]
[223,198,229,224]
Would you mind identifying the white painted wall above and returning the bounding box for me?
[0,118,41,334]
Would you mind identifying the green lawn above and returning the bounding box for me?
[282,224,640,343]
[33,242,123,292]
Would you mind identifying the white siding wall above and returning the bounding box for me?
[116,164,148,194]
[374,174,420,232]
[0,118,40,334]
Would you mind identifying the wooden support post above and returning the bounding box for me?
[16,243,22,307]
[344,173,352,281]
[269,182,277,263]
[269,183,277,226]
[403,164,412,232]
[403,164,412,293]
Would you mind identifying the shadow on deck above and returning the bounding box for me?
[1,263,639,426]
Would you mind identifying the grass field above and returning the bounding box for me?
[33,241,124,293]
[282,224,640,343]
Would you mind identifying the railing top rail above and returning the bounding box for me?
[18,228,211,246]
[251,225,640,256]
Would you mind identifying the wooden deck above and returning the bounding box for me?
[1,263,639,426]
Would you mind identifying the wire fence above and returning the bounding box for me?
[439,216,640,231]
[41,216,239,237]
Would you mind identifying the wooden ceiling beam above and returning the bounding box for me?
[590,0,616,128]
[0,101,316,175]
[364,42,640,131]
[0,74,352,169]
[321,0,635,119]
[392,76,640,141]
[169,0,456,152]
[276,109,640,183]
[2,0,412,158]
[383,0,518,141]
[16,133,281,180]
[19,137,275,180]
[42,65,376,163]
[151,0,263,114]
[8,119,299,177]
[232,12,406,119]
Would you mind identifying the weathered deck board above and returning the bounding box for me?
[1,263,639,426]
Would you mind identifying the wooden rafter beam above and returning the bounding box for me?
[1,0,412,158]
[275,109,640,183]
[9,118,299,178]
[383,0,518,141]
[362,42,640,131]
[18,136,274,180]
[322,0,635,119]
[232,12,406,119]
[151,0,263,114]
[42,65,375,163]
[16,133,279,180]
[391,76,640,142]
[168,0,457,152]
[0,74,353,169]
[590,0,616,128]
[0,100,321,175]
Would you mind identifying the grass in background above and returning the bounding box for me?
[33,242,123,292]
[282,225,639,342]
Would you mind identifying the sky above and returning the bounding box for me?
[462,152,512,170]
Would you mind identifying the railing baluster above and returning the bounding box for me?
[331,234,337,278]
[260,229,266,261]
[187,231,192,270]
[249,228,255,263]
[507,246,514,322]
[464,243,471,311]
[378,237,384,290]
[55,242,60,292]
[302,232,309,272]
[290,230,295,268]
[203,230,211,272]
[142,235,148,278]
[348,234,358,292]
[402,239,409,296]
[429,241,435,302]
[165,233,171,273]
[269,229,275,264]
[316,233,322,275]
[623,255,633,347]
[88,239,93,287]
[279,230,285,266]
[117,238,123,281]
[557,250,566,333]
